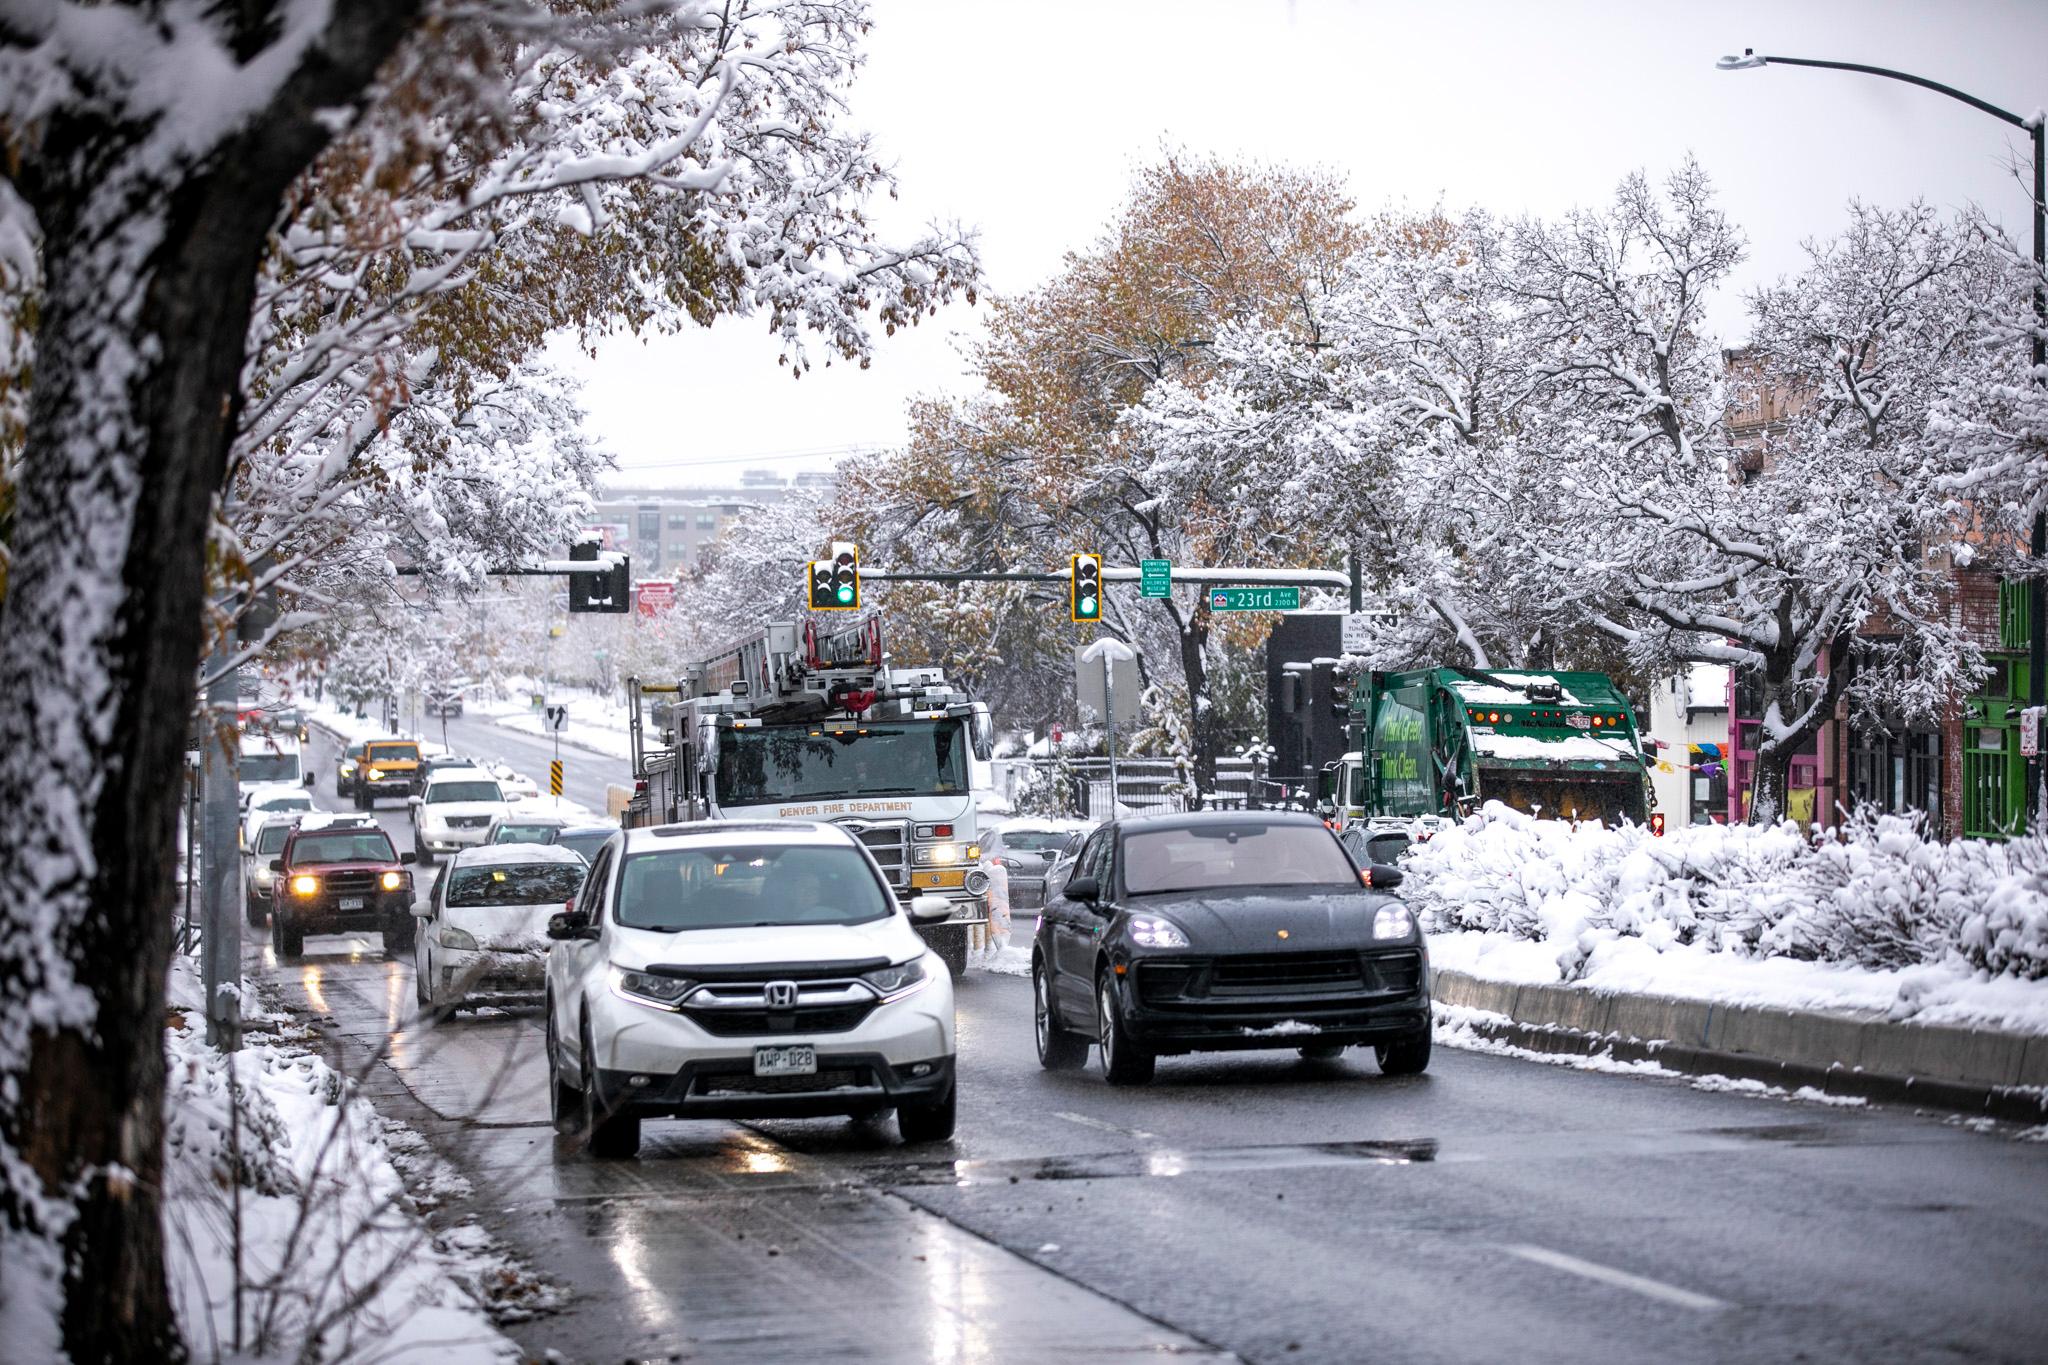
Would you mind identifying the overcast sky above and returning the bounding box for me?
[551,0,2048,488]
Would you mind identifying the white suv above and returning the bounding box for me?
[544,821,959,1157]
[409,768,511,862]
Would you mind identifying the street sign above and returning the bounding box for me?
[1140,559,1172,599]
[636,579,675,615]
[1075,641,1139,724]
[1209,586,1301,612]
[544,703,568,732]
[549,760,564,797]
[1341,612,1376,653]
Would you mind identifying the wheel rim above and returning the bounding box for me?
[1098,981,1114,1069]
[1034,970,1050,1055]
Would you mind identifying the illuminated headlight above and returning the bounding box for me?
[860,958,929,1000]
[608,965,694,1009]
[379,871,404,892]
[340,762,357,776]
[1129,914,1189,949]
[290,875,319,897]
[1373,905,1414,939]
[367,767,385,781]
[913,843,961,866]
[438,924,477,951]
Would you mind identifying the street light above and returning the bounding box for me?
[1719,47,2048,830]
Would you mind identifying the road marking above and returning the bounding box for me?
[1053,1111,1156,1140]
[1503,1244,1730,1311]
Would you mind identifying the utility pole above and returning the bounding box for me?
[200,641,242,1050]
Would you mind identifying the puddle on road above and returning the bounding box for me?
[881,1137,1443,1188]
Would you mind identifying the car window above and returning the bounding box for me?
[367,743,419,762]
[447,863,586,907]
[614,844,891,931]
[291,832,397,864]
[492,823,558,844]
[579,847,613,918]
[999,830,1071,853]
[1122,823,1357,896]
[254,824,291,855]
[557,831,610,864]
[428,781,504,803]
[1071,830,1110,891]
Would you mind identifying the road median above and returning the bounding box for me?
[1433,967,2048,1121]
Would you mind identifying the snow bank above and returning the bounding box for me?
[1405,804,2048,989]
[163,958,524,1362]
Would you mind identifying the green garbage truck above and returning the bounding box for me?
[1322,667,1654,828]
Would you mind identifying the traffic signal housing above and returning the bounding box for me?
[568,538,631,613]
[809,543,860,610]
[1070,553,1102,622]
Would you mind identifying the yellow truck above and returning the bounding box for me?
[354,739,424,808]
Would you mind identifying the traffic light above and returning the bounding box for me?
[568,538,631,613]
[808,543,859,610]
[1070,553,1102,622]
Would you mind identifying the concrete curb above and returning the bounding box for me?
[1433,968,2048,1123]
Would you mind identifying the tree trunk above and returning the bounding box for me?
[0,10,420,1359]
[1747,738,1791,827]
[1178,605,1217,806]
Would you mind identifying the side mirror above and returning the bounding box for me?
[410,902,434,919]
[1363,864,1405,890]
[909,894,955,924]
[268,859,285,873]
[1063,875,1100,903]
[407,795,424,807]
[400,851,417,865]
[546,911,599,942]
[303,772,316,786]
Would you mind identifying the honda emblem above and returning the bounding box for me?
[765,980,798,1010]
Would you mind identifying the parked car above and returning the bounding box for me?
[242,815,299,927]
[354,739,424,808]
[268,823,417,960]
[983,820,1093,912]
[554,824,617,865]
[413,845,586,1014]
[488,762,540,801]
[334,741,368,799]
[1032,811,1429,1085]
[485,812,570,845]
[409,769,512,863]
[543,820,959,1157]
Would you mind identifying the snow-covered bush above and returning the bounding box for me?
[1404,803,2048,980]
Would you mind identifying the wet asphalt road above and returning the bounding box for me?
[259,730,2048,1364]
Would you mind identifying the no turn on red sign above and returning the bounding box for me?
[636,579,676,615]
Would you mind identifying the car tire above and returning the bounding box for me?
[547,1003,582,1134]
[1034,961,1089,1071]
[275,910,304,961]
[414,943,432,1009]
[1298,1043,1345,1061]
[244,893,267,929]
[897,1083,957,1144]
[414,831,434,865]
[1376,1027,1432,1076]
[580,1024,641,1159]
[931,928,968,980]
[1096,972,1154,1087]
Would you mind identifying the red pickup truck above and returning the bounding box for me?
[269,824,417,960]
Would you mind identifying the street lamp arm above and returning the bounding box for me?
[1720,49,2033,128]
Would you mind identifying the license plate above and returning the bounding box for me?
[753,1045,816,1077]
[338,896,364,910]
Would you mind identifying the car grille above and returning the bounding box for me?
[838,819,909,888]
[1137,950,1423,1008]
[445,815,492,829]
[682,1001,877,1037]
[321,871,379,895]
[691,1065,874,1097]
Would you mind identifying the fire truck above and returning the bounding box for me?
[622,616,995,976]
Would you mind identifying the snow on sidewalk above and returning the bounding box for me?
[163,958,540,1362]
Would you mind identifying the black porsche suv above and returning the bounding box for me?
[1031,811,1430,1085]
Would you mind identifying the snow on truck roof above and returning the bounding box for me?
[1471,732,1638,765]
[1444,673,1580,706]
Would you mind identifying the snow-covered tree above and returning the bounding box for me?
[0,4,980,1356]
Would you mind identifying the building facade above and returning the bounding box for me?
[1645,664,1730,826]
[583,473,800,575]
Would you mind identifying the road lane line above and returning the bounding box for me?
[1053,1110,1156,1139]
[1503,1244,1730,1311]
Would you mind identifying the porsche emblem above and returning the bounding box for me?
[1276,929,1290,940]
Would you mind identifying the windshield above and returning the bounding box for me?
[715,720,967,805]
[254,794,311,812]
[1000,830,1073,853]
[239,752,300,783]
[491,824,559,844]
[366,744,418,763]
[255,825,292,854]
[429,781,503,804]
[1122,822,1358,895]
[615,844,892,931]
[556,832,610,864]
[292,832,396,865]
[447,863,585,907]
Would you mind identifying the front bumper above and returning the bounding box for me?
[588,979,955,1118]
[363,774,420,797]
[418,825,490,853]
[429,948,545,1008]
[277,890,410,934]
[1116,949,1430,1054]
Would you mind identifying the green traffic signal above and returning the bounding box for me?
[1071,553,1102,622]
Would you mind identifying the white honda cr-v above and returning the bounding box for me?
[544,820,959,1157]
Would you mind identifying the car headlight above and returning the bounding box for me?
[860,958,929,1000]
[379,871,404,892]
[1129,914,1188,949]
[608,965,695,1009]
[1373,905,1414,939]
[367,767,385,781]
[964,869,990,896]
[290,875,319,897]
[340,762,356,775]
[438,924,477,951]
[913,843,961,866]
